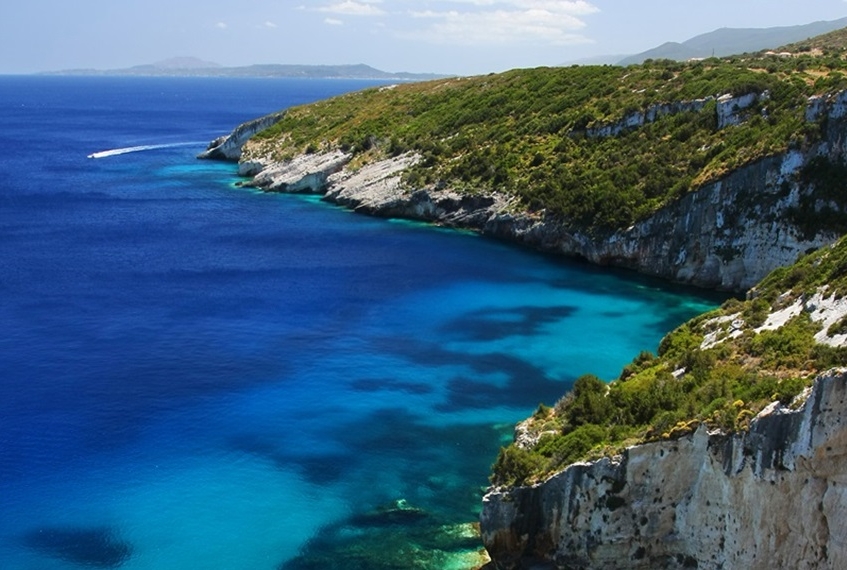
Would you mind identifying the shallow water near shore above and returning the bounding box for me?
[0,75,723,569]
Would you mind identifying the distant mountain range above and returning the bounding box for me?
[41,16,847,80]
[42,58,447,81]
[616,17,847,65]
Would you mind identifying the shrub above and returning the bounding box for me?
[774,377,808,405]
[490,445,545,486]
[567,374,613,427]
[536,424,608,469]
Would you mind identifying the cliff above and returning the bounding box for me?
[197,111,286,161]
[479,368,847,570]
[478,228,847,569]
[203,89,847,291]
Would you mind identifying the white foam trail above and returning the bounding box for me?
[87,141,202,159]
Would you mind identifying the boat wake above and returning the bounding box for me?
[87,142,203,159]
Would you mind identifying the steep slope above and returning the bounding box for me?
[205,55,847,291]
[482,370,847,570]
[481,231,847,569]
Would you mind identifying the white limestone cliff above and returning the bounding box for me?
[479,368,847,570]
[197,111,286,161]
[581,91,764,139]
[248,149,350,192]
[233,145,843,291]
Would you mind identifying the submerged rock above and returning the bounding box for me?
[22,525,132,567]
[280,499,489,570]
[347,498,431,528]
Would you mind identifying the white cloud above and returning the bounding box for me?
[402,1,599,46]
[304,0,598,47]
[430,0,596,11]
[316,1,385,16]
[264,21,278,29]
[215,22,228,30]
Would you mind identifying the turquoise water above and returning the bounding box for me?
[0,76,723,569]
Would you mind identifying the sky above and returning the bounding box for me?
[2,1,847,76]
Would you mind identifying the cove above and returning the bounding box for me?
[0,76,724,569]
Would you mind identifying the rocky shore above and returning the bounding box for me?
[201,90,847,292]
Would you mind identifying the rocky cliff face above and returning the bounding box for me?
[479,368,847,570]
[201,90,847,292]
[581,91,762,139]
[237,152,816,290]
[481,151,831,292]
[197,111,286,161]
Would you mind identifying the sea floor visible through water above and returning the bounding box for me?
[0,75,725,569]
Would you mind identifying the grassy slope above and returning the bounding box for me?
[780,27,847,54]
[247,53,847,231]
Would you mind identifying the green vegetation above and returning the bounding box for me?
[247,53,847,231]
[237,29,847,488]
[780,27,847,56]
[490,235,847,487]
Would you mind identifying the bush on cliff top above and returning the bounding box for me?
[247,55,847,232]
[491,235,847,487]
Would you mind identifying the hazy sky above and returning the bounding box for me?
[2,1,847,76]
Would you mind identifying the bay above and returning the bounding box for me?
[0,76,722,569]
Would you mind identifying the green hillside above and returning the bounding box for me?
[780,25,847,54]
[237,30,847,489]
[247,51,847,231]
[490,234,847,487]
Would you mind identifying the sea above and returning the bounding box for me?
[0,75,723,569]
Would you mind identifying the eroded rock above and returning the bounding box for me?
[479,369,847,570]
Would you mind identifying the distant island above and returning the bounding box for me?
[41,57,448,81]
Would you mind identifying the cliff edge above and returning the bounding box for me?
[197,111,286,161]
[480,368,847,570]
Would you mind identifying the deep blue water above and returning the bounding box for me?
[0,76,722,569]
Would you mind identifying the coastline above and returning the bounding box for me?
[202,142,834,293]
[198,97,847,567]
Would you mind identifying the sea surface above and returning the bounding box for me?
[0,75,723,569]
